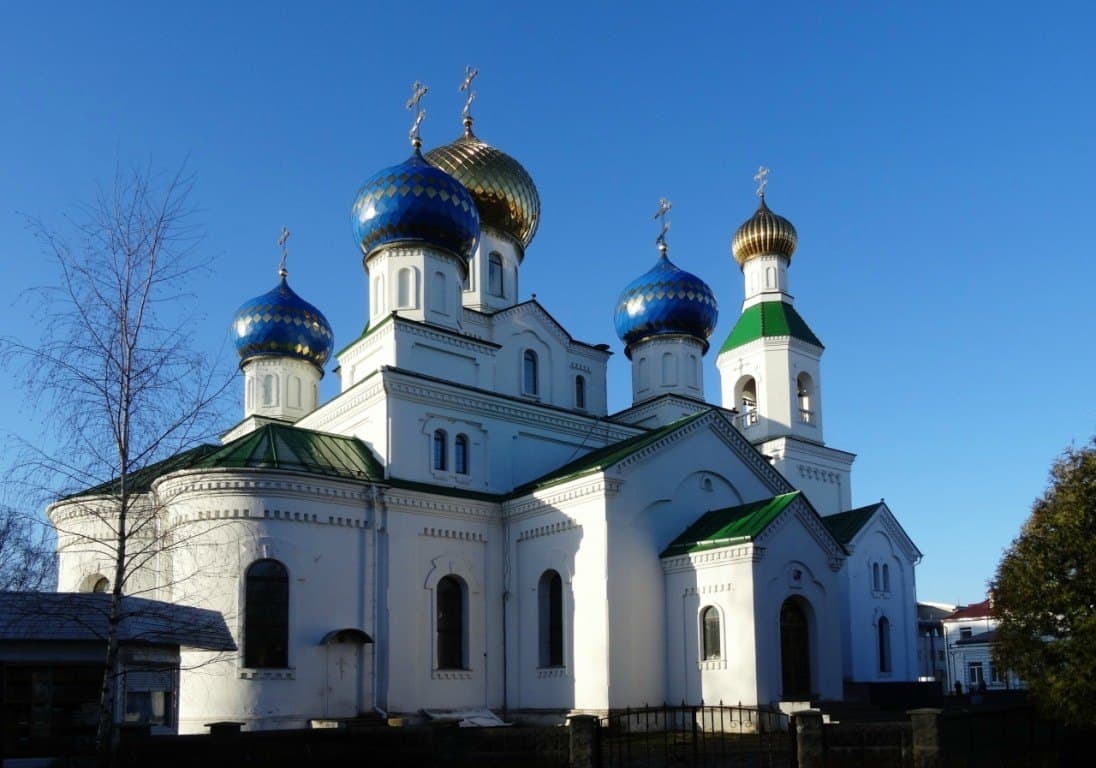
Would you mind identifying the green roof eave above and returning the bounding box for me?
[661,491,801,557]
[62,443,223,500]
[720,301,823,353]
[334,313,394,359]
[821,503,881,544]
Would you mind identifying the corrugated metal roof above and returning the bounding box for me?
[0,593,236,651]
[944,599,993,621]
[661,492,801,557]
[195,423,383,480]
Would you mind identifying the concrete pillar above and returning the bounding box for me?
[568,714,599,768]
[793,709,824,768]
[908,708,943,768]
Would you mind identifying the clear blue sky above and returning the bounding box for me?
[1,1,1093,605]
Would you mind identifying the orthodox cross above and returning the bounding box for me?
[754,166,770,198]
[654,198,672,253]
[460,65,478,122]
[277,226,291,277]
[407,81,428,148]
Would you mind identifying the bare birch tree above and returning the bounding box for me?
[3,165,230,767]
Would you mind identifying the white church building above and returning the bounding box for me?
[49,82,922,732]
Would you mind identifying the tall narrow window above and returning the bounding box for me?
[489,253,504,297]
[538,570,564,666]
[454,434,469,475]
[638,357,649,391]
[437,576,464,669]
[373,276,385,317]
[433,429,448,471]
[289,376,302,408]
[662,352,677,386]
[701,606,721,661]
[882,564,891,592]
[797,372,814,424]
[872,563,881,591]
[687,355,699,388]
[432,271,448,314]
[575,375,586,409]
[523,350,538,396]
[878,616,891,673]
[397,267,415,308]
[244,559,289,668]
[262,374,277,407]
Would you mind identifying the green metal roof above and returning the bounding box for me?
[513,411,710,495]
[720,301,823,353]
[195,423,383,480]
[66,444,223,499]
[660,492,801,557]
[821,503,881,544]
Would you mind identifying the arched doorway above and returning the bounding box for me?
[780,598,811,698]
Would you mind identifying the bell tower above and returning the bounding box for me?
[716,169,854,516]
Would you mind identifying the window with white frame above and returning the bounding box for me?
[436,575,465,669]
[433,429,448,471]
[538,570,564,667]
[700,606,721,661]
[454,434,469,475]
[523,350,539,396]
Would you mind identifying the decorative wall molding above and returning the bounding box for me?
[505,477,620,520]
[383,488,500,522]
[698,660,728,672]
[683,583,735,596]
[420,526,486,543]
[661,545,756,573]
[516,518,580,542]
[432,670,474,681]
[536,668,568,679]
[296,379,385,431]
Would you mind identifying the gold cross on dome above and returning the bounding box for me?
[460,65,478,121]
[654,198,672,252]
[754,166,770,198]
[277,226,291,276]
[407,81,429,147]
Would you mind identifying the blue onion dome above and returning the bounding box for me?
[614,249,719,357]
[731,194,797,267]
[233,273,334,371]
[425,118,541,249]
[350,148,480,261]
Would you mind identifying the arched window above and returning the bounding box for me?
[432,271,447,314]
[289,376,302,408]
[575,376,586,410]
[397,267,416,308]
[489,253,504,297]
[872,563,881,591]
[878,616,892,673]
[462,260,472,292]
[797,372,814,424]
[662,352,677,386]
[454,434,469,475]
[765,266,776,289]
[244,559,289,668]
[373,275,385,317]
[882,564,891,593]
[736,376,758,426]
[433,429,448,471]
[523,350,538,396]
[687,355,698,388]
[637,357,649,391]
[539,570,564,667]
[91,576,109,593]
[701,606,721,661]
[262,374,277,407]
[437,576,465,669]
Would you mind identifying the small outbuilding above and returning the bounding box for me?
[0,592,234,760]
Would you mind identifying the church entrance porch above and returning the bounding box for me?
[780,598,811,699]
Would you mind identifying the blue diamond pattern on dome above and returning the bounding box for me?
[350,149,479,261]
[614,254,719,354]
[233,277,334,370]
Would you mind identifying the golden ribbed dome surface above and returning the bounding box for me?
[425,127,540,248]
[731,197,797,266]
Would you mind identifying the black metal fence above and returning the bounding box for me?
[599,703,793,768]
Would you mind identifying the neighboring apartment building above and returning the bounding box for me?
[941,599,1022,693]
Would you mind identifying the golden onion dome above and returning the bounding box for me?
[425,121,541,249]
[731,196,798,267]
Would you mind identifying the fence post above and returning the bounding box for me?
[908,708,943,768]
[569,714,600,768]
[793,709,824,768]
